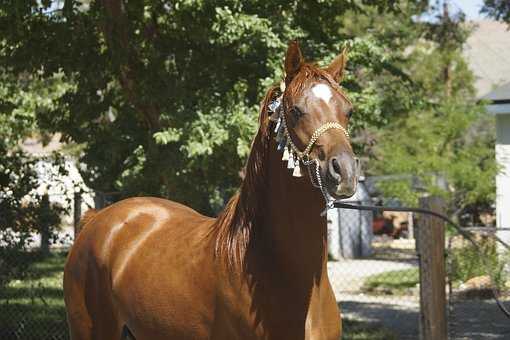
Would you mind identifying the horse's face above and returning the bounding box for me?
[283,41,358,199]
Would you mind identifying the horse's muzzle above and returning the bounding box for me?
[326,152,359,199]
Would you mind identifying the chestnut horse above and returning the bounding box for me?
[64,41,358,340]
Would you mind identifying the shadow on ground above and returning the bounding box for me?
[0,303,68,340]
[0,252,69,340]
[340,299,510,340]
[449,299,510,340]
[340,301,419,340]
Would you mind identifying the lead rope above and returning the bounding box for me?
[302,158,334,215]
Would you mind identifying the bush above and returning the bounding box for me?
[0,145,65,288]
[449,236,508,290]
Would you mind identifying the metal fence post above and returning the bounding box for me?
[94,191,105,209]
[73,192,82,238]
[417,196,447,340]
[40,193,51,255]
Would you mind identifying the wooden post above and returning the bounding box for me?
[73,192,82,238]
[417,196,447,340]
[408,212,414,239]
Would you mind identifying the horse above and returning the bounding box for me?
[63,41,359,340]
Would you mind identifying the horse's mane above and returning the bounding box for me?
[213,84,278,270]
[213,63,345,270]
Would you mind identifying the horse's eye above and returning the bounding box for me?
[292,107,305,119]
[346,108,353,119]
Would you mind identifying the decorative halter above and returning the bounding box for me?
[269,93,350,176]
[268,88,352,214]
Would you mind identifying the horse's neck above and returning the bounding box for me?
[217,129,329,333]
[217,127,328,279]
[256,138,327,277]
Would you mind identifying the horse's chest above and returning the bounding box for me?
[213,278,341,340]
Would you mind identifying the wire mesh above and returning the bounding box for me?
[328,203,420,339]
[0,251,69,340]
[2,192,509,339]
[446,229,510,339]
[0,189,124,339]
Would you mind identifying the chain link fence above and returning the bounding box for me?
[446,228,510,340]
[0,251,69,340]
[329,197,510,340]
[1,191,509,339]
[0,190,104,340]
[328,202,420,339]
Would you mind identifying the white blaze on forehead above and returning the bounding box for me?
[311,83,333,103]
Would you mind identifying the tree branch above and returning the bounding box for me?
[99,0,161,131]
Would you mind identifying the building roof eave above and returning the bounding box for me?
[487,102,510,115]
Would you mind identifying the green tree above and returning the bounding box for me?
[0,1,428,214]
[482,0,510,23]
[371,3,497,218]
[0,60,69,284]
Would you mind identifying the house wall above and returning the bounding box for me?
[496,114,510,249]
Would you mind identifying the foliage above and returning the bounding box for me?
[0,38,69,283]
[449,238,508,289]
[0,146,66,287]
[361,268,419,295]
[370,6,497,215]
[0,0,428,214]
[482,0,510,23]
[0,146,35,286]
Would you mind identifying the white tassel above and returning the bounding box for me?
[292,161,303,177]
[287,153,294,169]
[282,147,290,161]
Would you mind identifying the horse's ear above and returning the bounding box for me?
[325,47,348,83]
[285,40,303,84]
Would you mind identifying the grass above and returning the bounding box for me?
[0,252,395,340]
[343,319,397,340]
[361,268,419,295]
[0,252,69,340]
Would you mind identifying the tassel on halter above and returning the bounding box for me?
[292,159,303,177]
[287,152,295,169]
[282,146,290,161]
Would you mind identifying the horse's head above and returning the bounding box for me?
[273,41,358,200]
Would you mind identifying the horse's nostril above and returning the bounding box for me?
[331,157,341,176]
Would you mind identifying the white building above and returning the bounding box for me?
[486,84,510,245]
[464,20,510,244]
[327,178,373,260]
[21,133,94,247]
